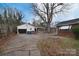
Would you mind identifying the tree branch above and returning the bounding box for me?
[53,3,64,9]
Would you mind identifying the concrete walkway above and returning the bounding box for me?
[2,34,41,56]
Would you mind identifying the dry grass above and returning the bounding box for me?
[61,38,79,49]
[37,37,63,55]
[0,33,16,55]
[37,36,79,55]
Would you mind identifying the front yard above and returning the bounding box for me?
[61,38,79,49]
[37,35,79,55]
[0,32,79,56]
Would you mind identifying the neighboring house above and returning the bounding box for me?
[17,23,37,34]
[56,18,79,37]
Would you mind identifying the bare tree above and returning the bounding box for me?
[0,7,24,37]
[32,3,70,32]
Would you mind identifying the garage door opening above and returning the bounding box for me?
[18,29,27,33]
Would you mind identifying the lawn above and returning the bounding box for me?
[61,38,79,49]
[37,36,79,55]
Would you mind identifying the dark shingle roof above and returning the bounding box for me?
[56,18,79,27]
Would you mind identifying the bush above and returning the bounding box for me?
[72,27,79,40]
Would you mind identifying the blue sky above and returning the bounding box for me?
[0,3,33,23]
[0,3,79,23]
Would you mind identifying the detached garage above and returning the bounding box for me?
[17,24,37,34]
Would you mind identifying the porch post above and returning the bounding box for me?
[17,29,19,34]
[26,29,27,34]
[56,27,59,35]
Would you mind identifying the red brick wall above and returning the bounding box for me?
[58,30,74,38]
[58,24,79,37]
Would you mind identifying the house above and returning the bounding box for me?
[56,18,79,37]
[17,23,37,34]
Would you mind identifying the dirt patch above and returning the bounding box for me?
[0,34,41,56]
[0,33,16,54]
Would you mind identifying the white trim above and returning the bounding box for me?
[59,26,72,29]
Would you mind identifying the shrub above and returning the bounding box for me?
[72,27,79,40]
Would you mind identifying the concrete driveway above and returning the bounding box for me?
[2,34,41,56]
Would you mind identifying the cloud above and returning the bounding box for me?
[53,3,79,23]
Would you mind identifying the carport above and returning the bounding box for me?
[18,29,27,33]
[17,24,37,34]
[17,24,27,34]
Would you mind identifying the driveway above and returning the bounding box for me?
[2,34,41,56]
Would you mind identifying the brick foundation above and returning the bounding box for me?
[58,30,74,38]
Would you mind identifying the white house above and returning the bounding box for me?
[17,23,37,34]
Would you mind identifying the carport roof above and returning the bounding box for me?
[17,23,36,29]
[56,18,79,27]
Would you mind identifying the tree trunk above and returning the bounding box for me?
[47,23,51,33]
